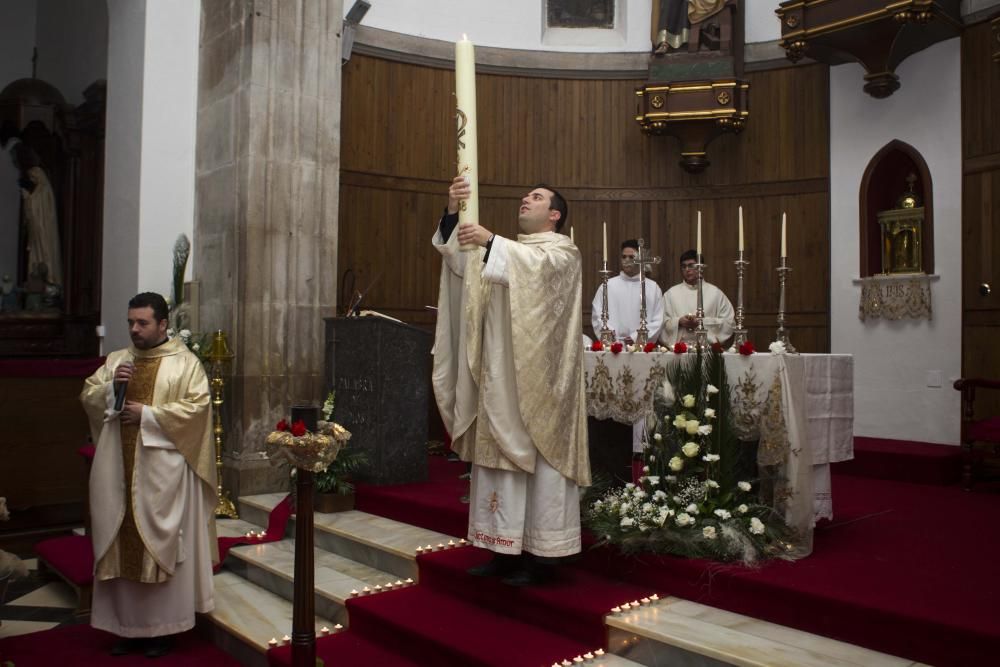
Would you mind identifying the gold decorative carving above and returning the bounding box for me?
[785,14,799,28]
[650,95,664,109]
[716,91,730,105]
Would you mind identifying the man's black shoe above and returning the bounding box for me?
[467,553,521,577]
[501,558,553,587]
[110,638,144,656]
[446,451,461,462]
[144,635,175,659]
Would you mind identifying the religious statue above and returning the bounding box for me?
[17,148,62,287]
[652,0,729,54]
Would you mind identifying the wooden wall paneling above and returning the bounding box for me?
[338,55,831,350]
[961,20,1000,160]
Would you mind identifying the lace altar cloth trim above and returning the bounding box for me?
[858,275,933,321]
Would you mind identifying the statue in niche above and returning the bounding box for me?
[652,0,728,54]
[1,124,62,289]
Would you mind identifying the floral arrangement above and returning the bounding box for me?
[584,349,795,564]
[314,391,368,495]
[265,415,351,473]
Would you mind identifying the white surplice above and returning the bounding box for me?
[590,272,665,342]
[660,281,735,345]
[81,340,216,637]
[432,227,586,558]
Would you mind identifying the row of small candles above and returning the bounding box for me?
[267,625,343,647]
[243,530,267,539]
[548,649,607,666]
[415,538,465,553]
[608,593,660,614]
[349,578,415,597]
[583,208,789,261]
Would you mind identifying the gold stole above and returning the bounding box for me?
[95,357,168,583]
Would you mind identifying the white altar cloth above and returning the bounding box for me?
[584,351,854,522]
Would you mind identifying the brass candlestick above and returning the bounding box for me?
[775,258,797,353]
[207,330,238,518]
[730,251,749,350]
[694,258,708,351]
[598,261,615,345]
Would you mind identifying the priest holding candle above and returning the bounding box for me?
[660,212,735,346]
[430,35,590,587]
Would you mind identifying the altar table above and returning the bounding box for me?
[584,351,853,523]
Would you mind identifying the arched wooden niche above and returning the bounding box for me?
[859,140,933,276]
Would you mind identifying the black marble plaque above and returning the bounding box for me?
[324,317,431,485]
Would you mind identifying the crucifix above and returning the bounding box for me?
[622,238,661,345]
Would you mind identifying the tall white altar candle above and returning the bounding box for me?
[696,211,702,257]
[602,221,608,263]
[781,212,787,258]
[455,35,479,251]
[738,206,744,252]
[570,226,575,243]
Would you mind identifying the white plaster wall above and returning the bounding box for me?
[101,0,199,350]
[744,0,780,44]
[34,0,108,104]
[0,0,37,285]
[135,0,199,298]
[829,38,962,445]
[101,0,144,350]
[350,0,654,51]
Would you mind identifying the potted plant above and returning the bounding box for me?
[314,445,368,513]
[313,391,368,513]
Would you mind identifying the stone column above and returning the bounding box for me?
[195,0,342,496]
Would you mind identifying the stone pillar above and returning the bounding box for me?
[195,0,342,496]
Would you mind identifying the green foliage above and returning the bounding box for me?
[583,349,795,564]
[315,445,368,495]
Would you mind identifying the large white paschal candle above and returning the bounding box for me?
[455,34,479,252]
[781,211,787,258]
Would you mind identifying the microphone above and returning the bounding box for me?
[114,359,134,411]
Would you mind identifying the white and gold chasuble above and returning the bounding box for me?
[433,225,590,557]
[80,337,217,637]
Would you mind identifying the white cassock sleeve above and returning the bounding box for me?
[433,219,466,278]
[642,284,666,342]
[140,407,177,450]
[704,287,735,343]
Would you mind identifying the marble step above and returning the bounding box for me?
[238,493,458,580]
[204,570,335,667]
[606,597,928,667]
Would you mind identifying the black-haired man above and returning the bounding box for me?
[81,292,217,657]
[432,177,590,586]
[660,249,734,345]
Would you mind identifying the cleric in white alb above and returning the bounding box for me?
[591,239,665,343]
[660,249,735,345]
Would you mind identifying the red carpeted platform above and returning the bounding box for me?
[835,436,962,485]
[0,623,240,667]
[352,449,1000,667]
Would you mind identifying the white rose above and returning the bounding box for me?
[673,415,688,429]
[653,432,662,442]
[702,453,720,463]
[686,503,699,514]
[642,466,650,474]
[180,329,191,338]
[646,476,660,486]
[192,343,201,351]
[675,512,694,527]
[685,420,701,435]
[750,517,765,535]
[167,328,176,337]
[669,456,684,471]
[705,480,719,489]
[625,483,635,491]
[592,500,603,509]
[738,481,752,492]
[714,509,731,520]
[706,384,719,395]
[681,441,700,457]
[704,408,716,419]
[649,455,656,462]
[698,425,713,436]
[682,394,696,408]
[653,490,667,501]
[737,504,749,514]
[642,502,654,513]
[702,526,717,540]
[620,517,635,527]
[633,489,647,500]
[768,341,786,355]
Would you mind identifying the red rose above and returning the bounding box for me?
[643,341,657,353]
[591,340,603,351]
[291,420,307,437]
[673,341,688,354]
[739,341,755,356]
[610,342,623,355]
[711,341,724,353]
[276,419,289,432]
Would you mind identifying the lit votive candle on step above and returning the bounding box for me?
[595,649,605,656]
[268,638,278,648]
[281,635,291,644]
[362,586,371,594]
[350,589,358,597]
[320,626,330,635]
[334,624,343,632]
[405,578,414,585]
[583,653,594,660]
[649,594,660,601]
